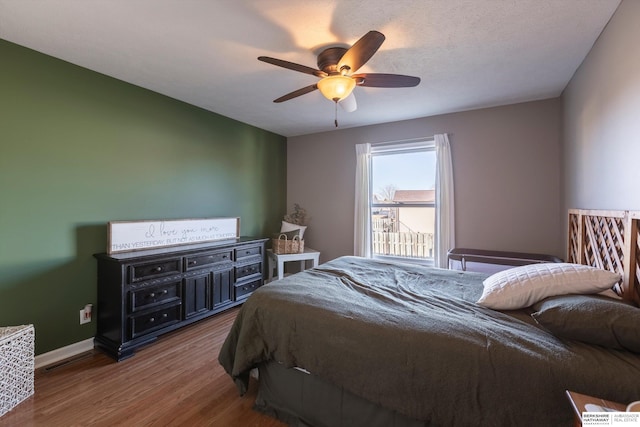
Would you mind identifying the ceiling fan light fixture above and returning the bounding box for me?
[260,30,419,110]
[317,75,356,102]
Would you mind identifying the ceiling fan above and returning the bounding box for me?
[258,30,420,125]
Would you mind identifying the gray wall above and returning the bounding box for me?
[563,0,640,212]
[288,98,563,263]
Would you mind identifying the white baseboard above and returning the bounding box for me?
[35,338,94,369]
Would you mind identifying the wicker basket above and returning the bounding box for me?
[1,325,34,417]
[272,234,304,254]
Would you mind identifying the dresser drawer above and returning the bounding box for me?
[235,279,262,300]
[130,303,181,339]
[235,245,262,261]
[130,281,181,313]
[185,250,232,270]
[129,258,182,283]
[236,262,262,279]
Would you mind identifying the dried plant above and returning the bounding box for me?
[283,203,310,226]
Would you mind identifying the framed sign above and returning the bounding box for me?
[107,217,240,254]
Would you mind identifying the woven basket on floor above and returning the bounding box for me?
[272,234,304,254]
[0,325,35,417]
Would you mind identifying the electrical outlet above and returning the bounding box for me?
[79,304,92,325]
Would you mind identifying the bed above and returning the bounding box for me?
[219,209,640,426]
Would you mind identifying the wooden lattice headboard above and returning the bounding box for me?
[568,209,640,304]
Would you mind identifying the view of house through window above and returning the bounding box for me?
[370,143,436,261]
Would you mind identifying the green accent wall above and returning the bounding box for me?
[0,39,287,355]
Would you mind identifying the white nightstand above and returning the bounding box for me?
[267,248,320,281]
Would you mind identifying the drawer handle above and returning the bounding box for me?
[189,260,197,266]
[154,266,163,272]
[245,250,251,255]
[223,254,228,259]
[149,289,168,298]
[149,313,168,323]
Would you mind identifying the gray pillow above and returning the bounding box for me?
[531,294,640,353]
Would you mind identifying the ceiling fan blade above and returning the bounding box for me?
[352,73,421,88]
[337,31,385,74]
[339,93,357,112]
[258,56,327,78]
[273,84,319,103]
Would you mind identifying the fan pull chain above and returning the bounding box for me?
[334,100,339,127]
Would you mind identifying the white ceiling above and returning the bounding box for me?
[0,0,621,137]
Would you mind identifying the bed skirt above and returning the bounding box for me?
[256,362,426,427]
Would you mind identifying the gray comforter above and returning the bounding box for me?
[219,256,640,426]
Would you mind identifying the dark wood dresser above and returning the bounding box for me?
[94,237,267,361]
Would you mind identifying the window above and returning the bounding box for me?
[370,141,436,262]
[355,134,454,268]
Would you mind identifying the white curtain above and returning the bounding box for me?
[434,134,455,268]
[354,143,371,257]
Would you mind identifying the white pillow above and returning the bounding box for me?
[476,263,621,310]
[281,221,307,239]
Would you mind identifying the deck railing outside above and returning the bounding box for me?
[372,231,434,259]
[371,212,434,259]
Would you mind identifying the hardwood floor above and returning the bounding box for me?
[0,308,286,427]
